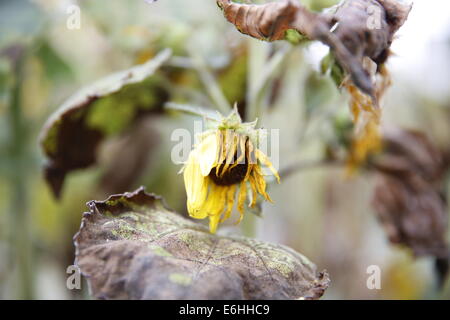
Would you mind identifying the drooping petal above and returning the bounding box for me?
[197,133,219,177]
[209,213,221,234]
[230,135,247,170]
[220,184,237,223]
[344,80,383,174]
[256,149,280,183]
[184,150,209,218]
[216,130,226,176]
[347,115,382,174]
[246,139,256,165]
[204,184,227,233]
[187,178,209,219]
[201,184,218,213]
[220,130,238,177]
[237,180,247,224]
[252,166,273,203]
[248,174,258,208]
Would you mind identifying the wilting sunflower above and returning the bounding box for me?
[180,108,280,233]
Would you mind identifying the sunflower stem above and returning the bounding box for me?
[6,44,34,299]
[187,48,232,115]
[246,40,290,122]
[279,159,345,180]
[241,211,258,238]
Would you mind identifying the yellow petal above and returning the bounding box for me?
[236,180,247,224]
[220,184,237,223]
[243,140,254,182]
[230,135,247,170]
[344,80,383,174]
[252,166,273,202]
[184,150,208,217]
[248,174,258,207]
[187,178,209,219]
[216,130,226,176]
[220,131,238,177]
[209,214,221,234]
[246,139,256,165]
[256,149,280,183]
[347,116,382,175]
[204,184,227,233]
[197,133,219,177]
[203,184,227,216]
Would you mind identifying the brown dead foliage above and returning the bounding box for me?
[217,0,412,97]
[372,129,449,260]
[74,187,330,299]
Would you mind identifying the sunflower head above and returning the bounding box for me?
[181,107,280,233]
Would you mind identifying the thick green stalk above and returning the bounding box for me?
[246,40,290,122]
[7,47,34,299]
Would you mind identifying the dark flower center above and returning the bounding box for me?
[208,163,248,186]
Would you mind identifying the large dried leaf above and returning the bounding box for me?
[74,187,329,300]
[217,0,411,96]
[372,175,448,258]
[217,0,321,42]
[371,129,450,285]
[371,129,449,261]
[374,129,447,184]
[39,49,171,198]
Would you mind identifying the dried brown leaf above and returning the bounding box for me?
[217,0,412,96]
[372,175,448,258]
[375,129,447,184]
[74,187,329,300]
[372,129,449,259]
[217,0,324,42]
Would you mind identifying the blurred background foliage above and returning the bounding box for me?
[0,0,449,299]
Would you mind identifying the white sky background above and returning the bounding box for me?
[308,0,450,101]
[391,0,450,100]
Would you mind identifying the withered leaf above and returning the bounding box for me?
[217,0,322,42]
[74,187,330,300]
[371,129,449,260]
[39,49,171,198]
[372,175,448,258]
[377,0,413,35]
[217,0,412,96]
[374,129,447,184]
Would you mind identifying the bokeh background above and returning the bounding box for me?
[0,0,449,299]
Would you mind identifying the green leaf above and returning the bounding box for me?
[303,0,339,12]
[304,71,335,115]
[74,187,330,300]
[284,29,309,45]
[35,39,74,83]
[320,52,345,88]
[164,102,221,121]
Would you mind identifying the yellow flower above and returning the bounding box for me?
[181,108,280,233]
